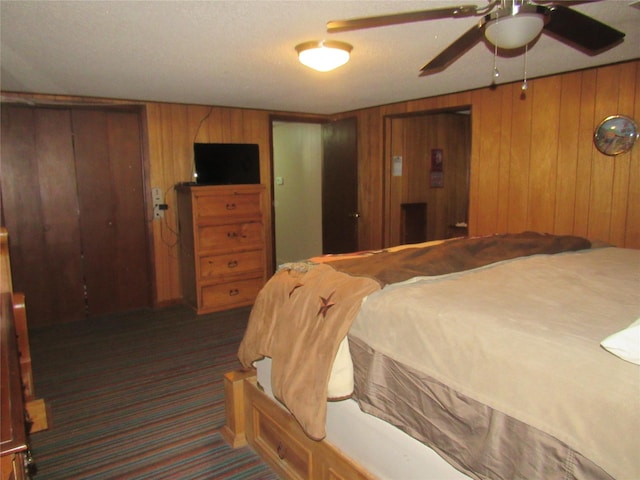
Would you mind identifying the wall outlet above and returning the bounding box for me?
[152,187,164,219]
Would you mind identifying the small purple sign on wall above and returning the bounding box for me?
[430,149,443,187]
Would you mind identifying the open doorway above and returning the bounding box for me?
[271,117,359,267]
[384,108,471,247]
[272,121,323,266]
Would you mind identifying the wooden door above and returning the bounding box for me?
[1,106,86,325]
[72,109,151,316]
[321,117,358,254]
[0,104,151,326]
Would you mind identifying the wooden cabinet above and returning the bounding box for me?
[176,184,267,314]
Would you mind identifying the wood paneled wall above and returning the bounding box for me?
[341,60,639,252]
[2,59,638,307]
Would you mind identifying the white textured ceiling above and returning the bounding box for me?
[1,0,639,115]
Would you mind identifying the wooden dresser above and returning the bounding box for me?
[176,184,267,314]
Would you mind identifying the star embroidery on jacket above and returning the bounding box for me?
[289,283,304,298]
[317,291,336,318]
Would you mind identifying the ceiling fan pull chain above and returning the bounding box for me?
[492,42,500,81]
[522,44,529,91]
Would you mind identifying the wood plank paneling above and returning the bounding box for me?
[473,88,503,234]
[574,68,597,239]
[496,85,514,233]
[625,61,640,247]
[506,83,534,234]
[529,76,561,233]
[589,66,619,242]
[610,62,637,247]
[554,71,582,235]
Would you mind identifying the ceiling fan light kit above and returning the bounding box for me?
[296,40,352,72]
[484,11,546,49]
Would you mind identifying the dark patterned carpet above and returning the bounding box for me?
[27,305,279,479]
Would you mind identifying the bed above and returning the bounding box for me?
[224,232,640,480]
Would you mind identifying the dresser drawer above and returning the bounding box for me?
[195,192,261,220]
[197,222,263,253]
[199,250,263,280]
[200,277,263,311]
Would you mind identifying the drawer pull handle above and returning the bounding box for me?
[227,232,248,239]
[229,288,240,297]
[226,203,237,210]
[277,441,287,460]
[227,260,238,268]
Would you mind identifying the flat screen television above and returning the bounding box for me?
[193,143,260,185]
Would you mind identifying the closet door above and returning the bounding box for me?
[1,106,86,326]
[72,109,150,316]
[0,105,151,327]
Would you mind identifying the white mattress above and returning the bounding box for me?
[255,357,470,480]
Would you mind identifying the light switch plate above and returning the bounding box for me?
[152,187,164,219]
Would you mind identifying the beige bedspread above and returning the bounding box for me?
[238,232,591,440]
[349,247,640,480]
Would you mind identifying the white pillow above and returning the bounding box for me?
[327,336,354,399]
[601,318,640,365]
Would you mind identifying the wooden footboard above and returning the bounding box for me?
[222,369,376,480]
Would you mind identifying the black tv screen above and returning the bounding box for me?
[194,143,260,185]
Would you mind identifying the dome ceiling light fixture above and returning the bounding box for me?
[295,40,353,72]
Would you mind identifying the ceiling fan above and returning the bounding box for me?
[326,0,625,75]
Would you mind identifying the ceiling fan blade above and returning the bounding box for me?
[327,5,478,33]
[420,22,485,75]
[544,4,625,51]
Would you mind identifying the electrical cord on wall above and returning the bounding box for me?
[158,106,214,249]
[159,185,180,249]
[190,106,214,182]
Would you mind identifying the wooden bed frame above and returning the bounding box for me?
[222,369,375,480]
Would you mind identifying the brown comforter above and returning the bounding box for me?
[238,232,591,440]
[329,231,591,285]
